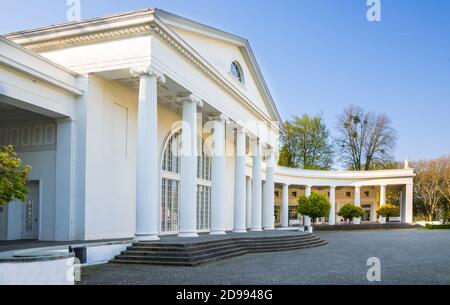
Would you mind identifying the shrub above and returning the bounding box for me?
[0,145,31,206]
[297,192,331,224]
[425,223,450,230]
[337,204,365,223]
[376,204,400,222]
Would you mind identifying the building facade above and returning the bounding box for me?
[0,9,414,242]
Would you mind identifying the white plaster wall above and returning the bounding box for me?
[0,257,75,285]
[82,76,138,240]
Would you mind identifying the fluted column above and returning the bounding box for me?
[329,186,336,225]
[210,115,226,235]
[133,67,165,241]
[379,184,387,224]
[246,176,252,229]
[354,186,361,224]
[281,183,289,228]
[251,139,262,231]
[178,95,202,238]
[263,148,275,230]
[233,127,247,233]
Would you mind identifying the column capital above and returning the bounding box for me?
[354,185,361,190]
[130,66,166,83]
[235,125,247,134]
[380,184,387,188]
[209,114,229,123]
[283,183,290,187]
[177,94,203,108]
[329,185,336,190]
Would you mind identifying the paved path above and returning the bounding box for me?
[79,229,450,285]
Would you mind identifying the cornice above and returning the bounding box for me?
[20,24,153,52]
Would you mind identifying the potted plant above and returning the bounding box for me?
[376,204,400,230]
[337,204,365,225]
[297,192,331,232]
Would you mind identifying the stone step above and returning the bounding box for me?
[111,233,328,266]
[127,235,318,252]
[113,247,246,265]
[123,243,242,257]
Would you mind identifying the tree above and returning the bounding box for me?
[377,204,400,230]
[0,145,31,206]
[412,156,450,222]
[279,114,333,170]
[413,158,446,221]
[297,192,331,225]
[335,105,397,170]
[337,204,365,224]
[278,144,294,167]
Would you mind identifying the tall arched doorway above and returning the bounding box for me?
[160,129,212,234]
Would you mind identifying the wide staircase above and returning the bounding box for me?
[111,233,327,266]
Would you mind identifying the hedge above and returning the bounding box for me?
[425,223,450,229]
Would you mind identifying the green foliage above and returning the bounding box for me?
[297,192,331,221]
[424,223,450,229]
[279,114,333,170]
[0,145,31,206]
[278,144,294,167]
[376,204,400,222]
[337,203,366,221]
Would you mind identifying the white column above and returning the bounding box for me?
[379,184,387,224]
[246,176,252,229]
[329,186,336,225]
[354,186,361,224]
[210,116,226,235]
[233,128,247,233]
[404,183,413,223]
[55,118,76,241]
[263,148,275,230]
[178,95,202,238]
[303,185,312,227]
[133,68,164,241]
[281,183,289,228]
[305,185,312,197]
[251,140,262,231]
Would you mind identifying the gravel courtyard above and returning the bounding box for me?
[79,229,450,285]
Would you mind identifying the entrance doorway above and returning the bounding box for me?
[21,181,40,240]
[361,204,371,222]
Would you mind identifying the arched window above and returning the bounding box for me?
[230,61,244,84]
[160,130,212,233]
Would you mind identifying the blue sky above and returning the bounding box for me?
[1,0,449,162]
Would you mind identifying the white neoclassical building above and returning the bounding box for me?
[0,8,414,242]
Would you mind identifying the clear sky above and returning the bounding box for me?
[1,0,449,162]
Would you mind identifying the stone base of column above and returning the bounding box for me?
[178,232,199,238]
[135,234,160,241]
[380,217,386,224]
[251,227,263,232]
[263,227,275,230]
[210,230,227,235]
[353,218,361,224]
[233,229,247,233]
